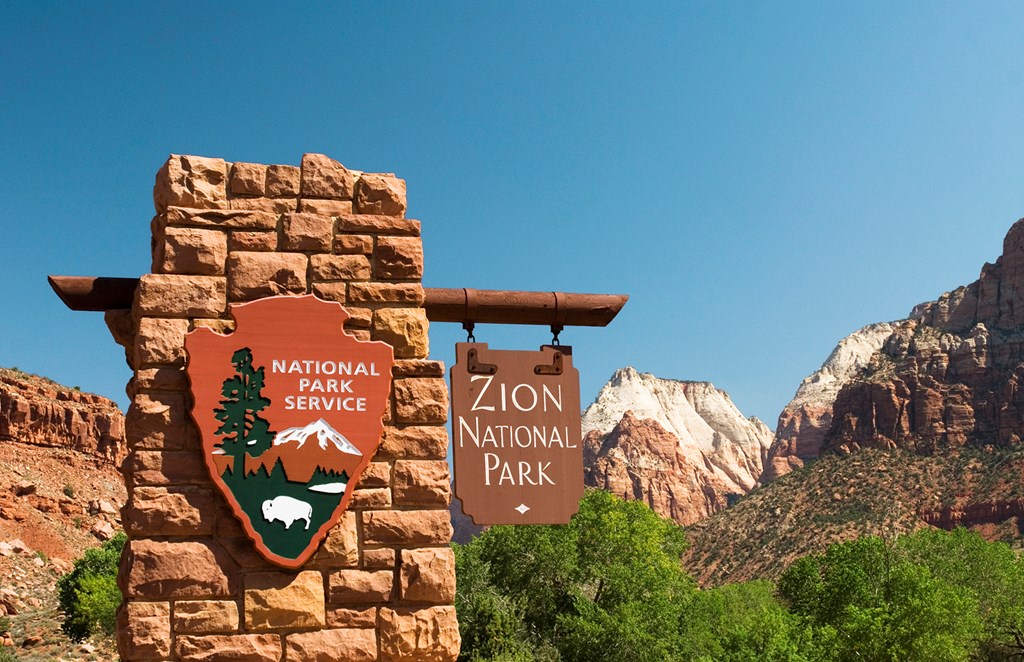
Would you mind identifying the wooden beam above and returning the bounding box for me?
[48,276,628,327]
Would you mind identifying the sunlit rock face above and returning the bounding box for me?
[581,367,772,525]
[763,322,897,481]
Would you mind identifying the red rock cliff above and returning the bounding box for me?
[0,368,126,464]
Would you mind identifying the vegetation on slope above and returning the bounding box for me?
[455,490,1024,661]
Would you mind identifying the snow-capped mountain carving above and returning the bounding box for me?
[581,367,773,524]
[272,418,362,456]
[246,418,360,484]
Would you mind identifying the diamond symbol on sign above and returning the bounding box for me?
[515,503,530,515]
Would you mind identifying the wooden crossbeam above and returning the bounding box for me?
[48,276,627,327]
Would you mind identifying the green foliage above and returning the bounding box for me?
[779,534,986,662]
[0,646,16,662]
[458,491,1024,662]
[213,347,274,464]
[62,483,75,498]
[456,490,693,662]
[57,532,126,641]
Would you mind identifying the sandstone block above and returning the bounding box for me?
[393,461,451,506]
[362,548,397,569]
[124,539,236,599]
[217,536,267,570]
[266,164,301,197]
[154,155,228,212]
[338,214,420,236]
[155,226,228,276]
[229,231,278,252]
[333,234,373,255]
[356,174,407,216]
[311,282,346,303]
[350,487,392,510]
[116,600,171,659]
[134,366,188,393]
[394,378,448,424]
[230,162,267,196]
[392,360,445,377]
[329,569,394,604]
[105,308,135,353]
[344,306,373,328]
[176,634,280,661]
[314,512,358,567]
[125,486,215,537]
[301,153,356,199]
[311,254,371,281]
[281,213,334,252]
[285,628,377,662]
[357,461,391,487]
[299,198,353,215]
[127,450,207,485]
[191,318,236,334]
[373,309,429,359]
[164,206,278,230]
[375,236,423,280]
[363,510,452,545]
[173,599,240,634]
[133,317,190,368]
[244,570,325,631]
[349,283,425,305]
[327,607,378,628]
[125,392,186,450]
[379,606,460,662]
[229,196,297,213]
[350,329,372,342]
[135,274,226,318]
[227,251,308,300]
[399,548,456,604]
[379,426,448,460]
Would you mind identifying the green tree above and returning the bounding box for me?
[57,532,126,641]
[213,347,274,469]
[456,490,693,662]
[778,535,984,662]
[896,527,1024,659]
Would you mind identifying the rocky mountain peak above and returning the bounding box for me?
[581,367,773,526]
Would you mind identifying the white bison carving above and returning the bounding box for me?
[261,495,312,530]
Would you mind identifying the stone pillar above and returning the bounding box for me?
[108,154,459,661]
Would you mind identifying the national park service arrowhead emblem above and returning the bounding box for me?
[185,295,394,568]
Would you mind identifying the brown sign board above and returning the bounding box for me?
[450,342,584,525]
[185,295,393,568]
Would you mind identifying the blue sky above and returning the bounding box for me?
[2,3,1023,425]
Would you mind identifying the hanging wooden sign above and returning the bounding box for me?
[451,342,584,525]
[185,295,394,568]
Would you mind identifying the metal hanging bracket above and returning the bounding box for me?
[534,350,564,376]
[466,347,497,375]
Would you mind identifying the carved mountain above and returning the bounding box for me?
[581,367,772,525]
[244,418,360,484]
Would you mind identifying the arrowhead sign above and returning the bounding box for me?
[185,295,394,568]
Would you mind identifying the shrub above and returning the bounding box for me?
[63,484,75,498]
[57,532,126,641]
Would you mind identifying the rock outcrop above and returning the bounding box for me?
[581,367,772,525]
[825,218,1024,453]
[764,323,896,480]
[0,368,126,464]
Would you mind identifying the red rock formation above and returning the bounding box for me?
[0,368,125,464]
[583,411,736,526]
